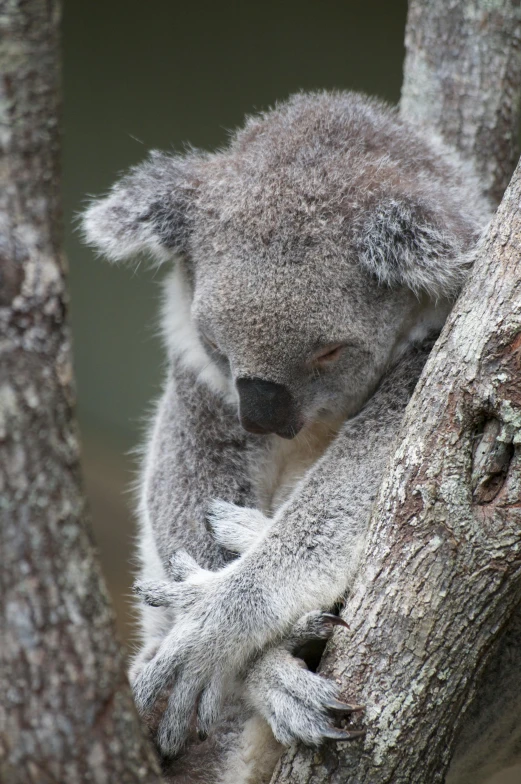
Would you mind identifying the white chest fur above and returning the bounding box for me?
[253,416,344,515]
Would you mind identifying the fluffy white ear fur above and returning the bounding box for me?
[82,194,171,264]
[82,151,200,264]
[355,196,479,300]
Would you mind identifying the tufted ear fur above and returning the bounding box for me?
[354,196,479,301]
[82,151,202,264]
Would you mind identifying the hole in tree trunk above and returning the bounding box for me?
[471,417,514,504]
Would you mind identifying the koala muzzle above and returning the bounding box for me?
[236,377,302,439]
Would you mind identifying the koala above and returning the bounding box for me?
[83,91,521,784]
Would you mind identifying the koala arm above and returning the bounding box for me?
[140,359,257,573]
[129,358,260,683]
[133,341,430,756]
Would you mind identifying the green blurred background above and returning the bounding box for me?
[64,0,409,643]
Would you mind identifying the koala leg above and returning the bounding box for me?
[215,611,363,784]
[158,610,361,784]
[208,511,366,746]
[157,700,272,784]
[216,714,283,784]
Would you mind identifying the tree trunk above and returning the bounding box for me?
[274,163,521,784]
[272,1,521,782]
[0,2,163,781]
[401,0,521,207]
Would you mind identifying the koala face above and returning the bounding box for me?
[83,91,490,439]
[190,246,420,438]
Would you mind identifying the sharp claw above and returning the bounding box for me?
[325,699,365,713]
[323,727,366,742]
[321,613,349,629]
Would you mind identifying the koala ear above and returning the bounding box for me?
[82,151,201,264]
[354,196,477,300]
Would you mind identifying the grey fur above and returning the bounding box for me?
[82,91,516,783]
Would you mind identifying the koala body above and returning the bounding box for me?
[84,92,521,784]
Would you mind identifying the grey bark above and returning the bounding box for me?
[401,0,521,206]
[0,2,163,782]
[273,1,521,782]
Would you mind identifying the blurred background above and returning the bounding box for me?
[64,0,409,645]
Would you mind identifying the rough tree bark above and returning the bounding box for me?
[273,2,521,782]
[274,168,521,784]
[401,0,521,206]
[0,2,163,782]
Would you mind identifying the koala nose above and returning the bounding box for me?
[236,377,302,439]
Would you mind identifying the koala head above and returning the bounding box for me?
[83,91,490,439]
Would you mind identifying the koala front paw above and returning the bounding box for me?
[245,612,365,746]
[132,550,262,758]
[284,609,349,650]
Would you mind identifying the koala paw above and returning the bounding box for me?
[284,610,349,650]
[207,499,272,554]
[245,612,365,746]
[133,550,206,609]
[132,550,260,757]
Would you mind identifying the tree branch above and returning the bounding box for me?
[0,2,162,781]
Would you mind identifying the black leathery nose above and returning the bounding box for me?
[236,377,294,434]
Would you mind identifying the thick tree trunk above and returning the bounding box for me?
[272,1,521,782]
[0,2,162,781]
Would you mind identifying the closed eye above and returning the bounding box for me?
[200,332,230,372]
[202,334,219,352]
[312,343,346,365]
